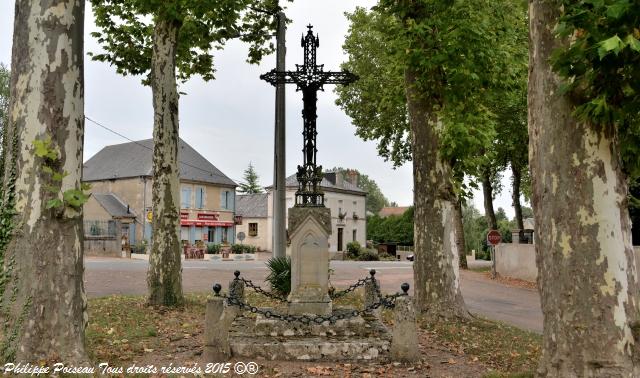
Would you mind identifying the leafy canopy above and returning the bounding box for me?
[337,1,527,198]
[90,0,290,84]
[238,162,263,194]
[551,0,640,178]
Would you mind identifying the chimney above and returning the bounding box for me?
[345,169,358,187]
[334,171,344,188]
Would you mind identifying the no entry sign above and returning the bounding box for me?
[487,230,502,246]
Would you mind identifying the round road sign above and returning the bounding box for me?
[487,230,502,246]
[237,232,246,242]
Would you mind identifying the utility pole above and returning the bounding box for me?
[272,11,287,258]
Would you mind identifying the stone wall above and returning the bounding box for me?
[495,243,537,282]
[85,237,121,257]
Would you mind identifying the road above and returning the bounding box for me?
[85,257,543,333]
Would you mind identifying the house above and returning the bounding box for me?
[238,169,366,253]
[235,193,270,251]
[82,138,237,251]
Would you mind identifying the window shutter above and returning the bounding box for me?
[196,187,204,209]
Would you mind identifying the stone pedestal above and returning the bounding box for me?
[287,207,332,315]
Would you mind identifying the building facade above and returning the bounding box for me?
[83,138,237,247]
[237,170,366,253]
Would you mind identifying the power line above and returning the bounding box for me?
[84,115,243,184]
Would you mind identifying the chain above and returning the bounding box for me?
[372,278,398,308]
[224,291,405,324]
[329,277,372,299]
[236,277,290,302]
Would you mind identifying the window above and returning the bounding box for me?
[353,229,357,242]
[195,187,205,209]
[220,190,234,210]
[249,223,258,237]
[181,186,192,208]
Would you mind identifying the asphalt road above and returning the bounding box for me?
[85,257,543,333]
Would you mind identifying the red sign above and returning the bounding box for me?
[197,213,219,221]
[181,219,233,227]
[487,230,502,246]
[180,213,188,220]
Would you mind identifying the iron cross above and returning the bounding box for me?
[261,24,358,207]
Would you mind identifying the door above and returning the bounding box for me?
[337,228,344,252]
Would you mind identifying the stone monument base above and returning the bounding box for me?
[229,309,391,361]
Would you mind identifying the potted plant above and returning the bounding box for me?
[207,243,221,261]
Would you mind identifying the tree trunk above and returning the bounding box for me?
[455,198,468,269]
[0,0,87,363]
[481,167,498,230]
[512,163,524,231]
[529,1,640,376]
[406,68,468,319]
[147,18,184,307]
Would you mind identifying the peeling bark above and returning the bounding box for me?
[481,167,498,230]
[529,1,640,376]
[455,199,468,270]
[146,18,184,307]
[0,0,87,363]
[512,163,524,230]
[406,68,468,320]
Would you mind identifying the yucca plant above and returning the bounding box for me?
[265,256,291,297]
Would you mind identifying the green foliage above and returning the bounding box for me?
[238,162,263,194]
[230,243,256,254]
[31,137,90,212]
[131,242,148,254]
[345,241,362,259]
[337,1,529,199]
[357,250,379,261]
[366,207,414,245]
[265,255,291,296]
[90,0,291,84]
[551,0,640,179]
[206,243,221,254]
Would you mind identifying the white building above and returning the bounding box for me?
[236,170,367,253]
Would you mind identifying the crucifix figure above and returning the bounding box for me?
[261,24,358,207]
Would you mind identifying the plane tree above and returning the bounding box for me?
[90,0,289,306]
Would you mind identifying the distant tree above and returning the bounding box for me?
[521,206,533,219]
[91,0,288,306]
[367,207,413,246]
[239,162,263,194]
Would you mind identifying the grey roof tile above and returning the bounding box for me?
[83,138,236,187]
[93,193,136,218]
[236,193,269,218]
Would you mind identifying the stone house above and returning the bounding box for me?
[237,170,366,253]
[235,193,270,251]
[83,138,237,251]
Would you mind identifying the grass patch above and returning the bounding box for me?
[420,316,540,377]
[469,266,492,273]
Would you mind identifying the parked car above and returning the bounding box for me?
[407,254,414,261]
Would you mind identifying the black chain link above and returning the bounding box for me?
[236,277,290,302]
[224,291,406,324]
[329,276,372,299]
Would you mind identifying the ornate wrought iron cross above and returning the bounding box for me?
[261,25,358,207]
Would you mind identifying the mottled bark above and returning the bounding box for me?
[147,18,183,307]
[406,68,468,319]
[512,163,524,231]
[481,167,498,230]
[0,0,87,363]
[455,199,468,269]
[529,1,640,376]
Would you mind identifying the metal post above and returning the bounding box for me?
[272,11,287,258]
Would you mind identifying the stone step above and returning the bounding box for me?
[230,335,390,361]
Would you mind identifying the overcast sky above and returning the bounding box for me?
[0,0,521,217]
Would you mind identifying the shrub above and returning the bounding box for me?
[230,244,257,254]
[206,243,221,254]
[265,256,291,296]
[358,250,380,261]
[346,241,362,259]
[130,242,147,254]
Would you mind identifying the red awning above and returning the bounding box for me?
[180,219,234,227]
